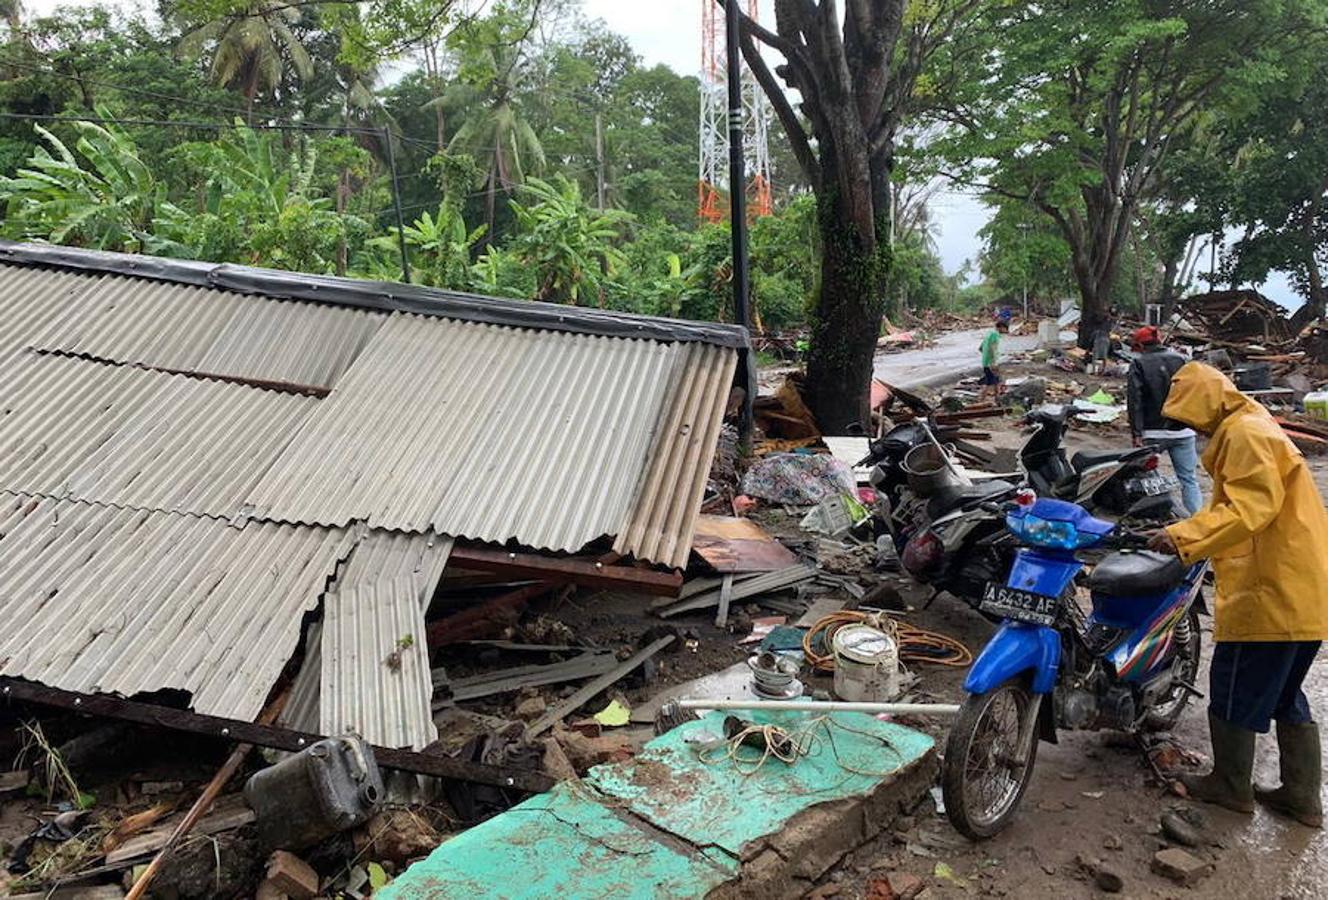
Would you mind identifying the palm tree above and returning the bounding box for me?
[440,43,545,239]
[178,0,313,118]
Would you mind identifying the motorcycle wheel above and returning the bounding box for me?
[942,678,1041,840]
[1144,607,1203,731]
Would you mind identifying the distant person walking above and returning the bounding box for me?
[1127,326,1202,515]
[979,310,1011,401]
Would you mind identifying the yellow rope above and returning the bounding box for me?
[802,610,972,672]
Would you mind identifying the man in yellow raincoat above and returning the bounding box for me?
[1149,362,1327,827]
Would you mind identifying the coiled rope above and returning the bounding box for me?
[802,610,972,672]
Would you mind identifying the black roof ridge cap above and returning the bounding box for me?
[0,240,751,349]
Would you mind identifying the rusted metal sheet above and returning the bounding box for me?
[614,342,738,567]
[0,494,354,721]
[690,515,799,573]
[22,270,384,389]
[0,353,318,518]
[245,314,729,565]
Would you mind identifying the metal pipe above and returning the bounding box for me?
[676,698,962,716]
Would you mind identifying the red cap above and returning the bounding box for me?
[1132,325,1161,347]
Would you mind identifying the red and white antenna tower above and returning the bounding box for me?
[698,0,773,224]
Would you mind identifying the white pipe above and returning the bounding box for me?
[676,698,962,716]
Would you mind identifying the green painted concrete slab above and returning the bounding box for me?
[377,782,736,899]
[382,711,933,899]
[586,711,934,857]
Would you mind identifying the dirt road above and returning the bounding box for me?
[873,328,1040,390]
[828,417,1328,899]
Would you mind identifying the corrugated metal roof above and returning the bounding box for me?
[0,264,100,365]
[23,270,384,389]
[321,577,437,751]
[245,314,683,555]
[0,352,318,518]
[0,494,354,720]
[281,529,452,742]
[615,342,738,567]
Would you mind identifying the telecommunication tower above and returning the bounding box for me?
[698,0,773,223]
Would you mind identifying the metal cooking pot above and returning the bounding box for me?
[901,443,966,497]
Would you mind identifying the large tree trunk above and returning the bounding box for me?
[803,191,891,432]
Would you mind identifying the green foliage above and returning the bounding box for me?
[0,116,179,251]
[175,0,314,107]
[508,175,630,304]
[165,122,367,271]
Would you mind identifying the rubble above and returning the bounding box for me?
[1150,847,1212,886]
[263,850,320,899]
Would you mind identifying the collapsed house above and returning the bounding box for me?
[0,240,746,786]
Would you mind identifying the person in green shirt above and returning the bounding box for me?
[979,313,1010,400]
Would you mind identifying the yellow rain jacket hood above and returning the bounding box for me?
[1163,362,1328,642]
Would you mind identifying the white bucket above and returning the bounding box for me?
[831,624,900,702]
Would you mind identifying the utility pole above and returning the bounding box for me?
[594,111,606,211]
[383,126,411,284]
[1017,221,1032,319]
[724,0,754,447]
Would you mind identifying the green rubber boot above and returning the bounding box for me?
[1255,721,1324,828]
[1181,713,1256,813]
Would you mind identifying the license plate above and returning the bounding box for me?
[980,583,1059,626]
[1128,474,1176,496]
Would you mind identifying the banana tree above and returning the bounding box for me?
[0,118,181,253]
[508,176,630,305]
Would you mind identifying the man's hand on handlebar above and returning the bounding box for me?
[1145,529,1179,555]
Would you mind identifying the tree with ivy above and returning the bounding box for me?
[731,0,984,430]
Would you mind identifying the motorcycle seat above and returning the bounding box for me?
[926,479,1016,520]
[1071,448,1130,472]
[1089,550,1185,598]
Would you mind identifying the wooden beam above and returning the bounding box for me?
[525,635,676,738]
[425,582,551,647]
[449,545,682,597]
[0,678,554,794]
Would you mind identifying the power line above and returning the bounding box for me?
[0,110,386,136]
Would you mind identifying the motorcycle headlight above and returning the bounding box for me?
[1011,514,1082,550]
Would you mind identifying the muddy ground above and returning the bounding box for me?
[807,362,1328,900]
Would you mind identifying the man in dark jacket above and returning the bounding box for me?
[1127,326,1202,514]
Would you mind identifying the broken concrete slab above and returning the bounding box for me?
[381,711,936,899]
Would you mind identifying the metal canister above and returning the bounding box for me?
[244,735,384,850]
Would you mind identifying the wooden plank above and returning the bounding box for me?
[525,636,676,738]
[426,582,551,647]
[713,574,735,627]
[439,652,619,704]
[691,515,798,574]
[657,565,818,617]
[448,545,682,596]
[0,678,554,794]
[106,801,255,866]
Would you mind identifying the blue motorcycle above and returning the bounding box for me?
[941,493,1208,839]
